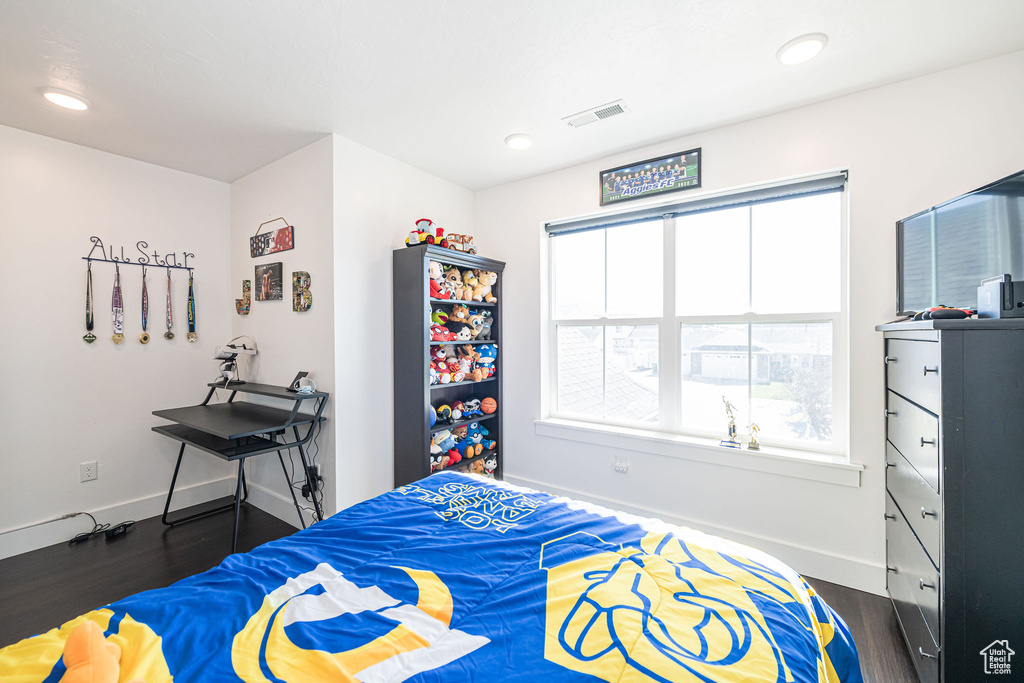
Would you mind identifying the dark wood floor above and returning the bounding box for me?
[0,505,917,682]
[805,576,917,683]
[0,499,296,647]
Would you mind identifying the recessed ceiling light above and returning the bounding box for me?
[39,87,91,111]
[776,33,828,66]
[504,133,533,150]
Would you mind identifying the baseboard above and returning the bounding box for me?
[504,474,886,597]
[0,477,236,561]
[245,481,308,530]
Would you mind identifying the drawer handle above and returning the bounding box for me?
[885,460,896,469]
[919,578,936,590]
[919,647,938,660]
[920,437,936,447]
[885,355,897,365]
[884,513,896,520]
[921,507,937,519]
[884,409,897,418]
[923,366,938,375]
[887,565,898,573]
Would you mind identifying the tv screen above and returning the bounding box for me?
[898,170,1024,314]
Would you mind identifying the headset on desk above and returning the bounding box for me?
[294,376,317,395]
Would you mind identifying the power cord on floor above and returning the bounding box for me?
[68,513,135,544]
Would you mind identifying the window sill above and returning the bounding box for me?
[533,418,863,488]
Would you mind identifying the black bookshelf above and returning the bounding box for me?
[393,244,505,486]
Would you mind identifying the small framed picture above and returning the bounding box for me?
[255,262,283,301]
[600,147,701,206]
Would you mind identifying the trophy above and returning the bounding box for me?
[719,396,741,449]
[747,423,761,451]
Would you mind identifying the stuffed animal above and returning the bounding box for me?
[449,303,470,322]
[429,365,439,385]
[436,404,454,425]
[428,261,450,299]
[476,344,497,377]
[452,425,468,440]
[455,437,479,460]
[430,346,447,365]
[445,359,464,383]
[483,455,497,475]
[431,360,450,384]
[472,271,497,302]
[467,313,485,339]
[451,401,465,421]
[444,267,465,300]
[475,310,493,340]
[460,270,478,301]
[430,323,457,342]
[467,458,486,474]
[429,405,437,427]
[430,308,450,326]
[60,620,146,683]
[434,429,457,455]
[444,321,474,341]
[469,422,496,450]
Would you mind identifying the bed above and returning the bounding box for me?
[0,472,861,682]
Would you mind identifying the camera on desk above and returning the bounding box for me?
[978,274,1024,319]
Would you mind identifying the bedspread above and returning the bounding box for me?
[0,472,861,682]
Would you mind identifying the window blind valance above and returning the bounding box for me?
[545,171,847,237]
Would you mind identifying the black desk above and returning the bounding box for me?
[152,382,329,553]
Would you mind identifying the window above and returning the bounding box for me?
[547,174,846,453]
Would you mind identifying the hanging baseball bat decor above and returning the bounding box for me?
[83,262,96,343]
[111,264,125,344]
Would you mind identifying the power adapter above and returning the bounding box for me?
[105,521,134,539]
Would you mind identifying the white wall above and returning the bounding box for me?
[229,136,336,527]
[473,50,1024,594]
[332,135,475,509]
[0,124,233,559]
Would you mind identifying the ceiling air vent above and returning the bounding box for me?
[562,99,629,129]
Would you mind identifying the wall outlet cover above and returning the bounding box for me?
[613,454,628,474]
[80,461,98,482]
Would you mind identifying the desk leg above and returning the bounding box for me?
[278,451,307,529]
[293,426,324,522]
[231,460,244,555]
[161,443,187,526]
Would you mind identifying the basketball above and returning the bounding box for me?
[481,397,497,414]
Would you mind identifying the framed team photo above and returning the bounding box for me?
[600,147,702,206]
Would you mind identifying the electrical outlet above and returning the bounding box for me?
[80,461,98,482]
[612,454,628,474]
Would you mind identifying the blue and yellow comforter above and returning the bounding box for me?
[0,472,861,682]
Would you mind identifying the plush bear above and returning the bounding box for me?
[430,346,446,365]
[449,303,471,322]
[467,458,486,474]
[452,425,468,440]
[444,267,465,300]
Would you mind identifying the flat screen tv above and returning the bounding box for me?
[897,169,1024,315]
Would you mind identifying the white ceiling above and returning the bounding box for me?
[2,1,1023,190]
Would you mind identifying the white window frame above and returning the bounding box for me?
[545,173,849,459]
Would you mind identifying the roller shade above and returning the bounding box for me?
[546,171,847,237]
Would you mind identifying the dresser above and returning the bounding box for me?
[877,320,1024,682]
